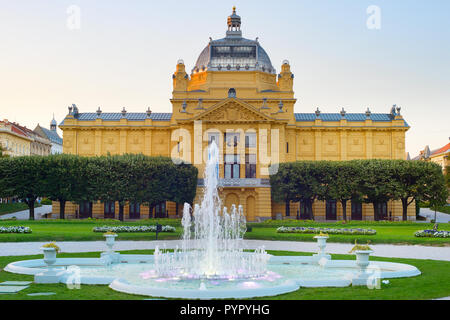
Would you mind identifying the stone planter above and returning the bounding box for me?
[312,236,331,262]
[35,247,63,284]
[41,247,57,269]
[104,234,118,253]
[101,234,120,264]
[351,250,374,286]
[355,250,373,273]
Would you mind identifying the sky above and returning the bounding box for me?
[0,0,448,156]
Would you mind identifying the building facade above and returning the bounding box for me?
[12,123,52,156]
[0,120,32,157]
[55,8,414,221]
[412,141,449,174]
[34,116,63,154]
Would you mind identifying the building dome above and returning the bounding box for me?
[193,7,275,74]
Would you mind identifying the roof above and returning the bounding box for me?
[39,126,63,145]
[60,112,172,125]
[430,143,450,157]
[294,113,410,127]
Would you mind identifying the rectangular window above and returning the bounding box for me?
[224,154,240,178]
[245,132,256,148]
[245,154,256,178]
[286,142,289,153]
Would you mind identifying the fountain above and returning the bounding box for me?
[152,142,270,280]
[3,142,422,299]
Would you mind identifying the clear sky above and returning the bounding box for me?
[0,0,448,156]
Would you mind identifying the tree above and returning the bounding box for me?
[0,156,46,220]
[421,163,449,222]
[355,159,397,221]
[323,161,363,221]
[390,160,430,221]
[41,154,90,219]
[271,162,323,220]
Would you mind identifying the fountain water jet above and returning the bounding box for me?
[153,142,270,280]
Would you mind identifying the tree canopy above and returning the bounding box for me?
[270,159,448,221]
[0,154,198,220]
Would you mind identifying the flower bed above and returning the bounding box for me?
[414,230,450,238]
[276,226,376,235]
[93,225,176,233]
[0,226,32,234]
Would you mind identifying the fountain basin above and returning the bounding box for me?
[4,254,421,299]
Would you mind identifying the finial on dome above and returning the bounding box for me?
[227,6,242,37]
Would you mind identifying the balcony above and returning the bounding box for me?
[197,178,270,188]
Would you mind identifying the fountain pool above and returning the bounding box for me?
[5,254,421,299]
[4,142,421,298]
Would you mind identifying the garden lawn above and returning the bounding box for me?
[0,250,448,300]
[0,203,42,216]
[0,219,449,245]
[0,220,182,242]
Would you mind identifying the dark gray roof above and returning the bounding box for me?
[194,37,275,74]
[40,127,63,145]
[60,113,172,125]
[294,113,409,126]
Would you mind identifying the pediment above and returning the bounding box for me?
[193,98,274,122]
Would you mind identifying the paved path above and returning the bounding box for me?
[0,205,52,220]
[0,239,449,261]
[419,207,450,223]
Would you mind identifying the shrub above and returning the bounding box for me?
[0,226,32,233]
[93,225,176,233]
[276,226,376,235]
[40,198,53,205]
[414,230,450,238]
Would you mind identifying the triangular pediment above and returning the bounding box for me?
[192,98,275,122]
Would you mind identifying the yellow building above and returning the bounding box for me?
[0,120,32,157]
[413,142,449,174]
[56,8,413,221]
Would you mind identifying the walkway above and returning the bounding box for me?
[419,207,450,223]
[0,205,52,220]
[0,240,449,261]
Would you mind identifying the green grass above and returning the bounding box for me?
[0,250,448,300]
[0,202,42,216]
[245,221,450,246]
[0,219,449,245]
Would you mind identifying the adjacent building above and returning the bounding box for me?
[34,116,63,154]
[12,122,52,156]
[0,119,32,157]
[412,140,450,173]
[54,8,413,221]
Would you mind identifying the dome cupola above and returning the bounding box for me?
[193,7,275,74]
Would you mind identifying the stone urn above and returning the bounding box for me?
[354,250,373,274]
[351,250,374,286]
[313,235,331,262]
[104,234,118,253]
[35,247,63,284]
[41,247,57,269]
[101,234,120,264]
